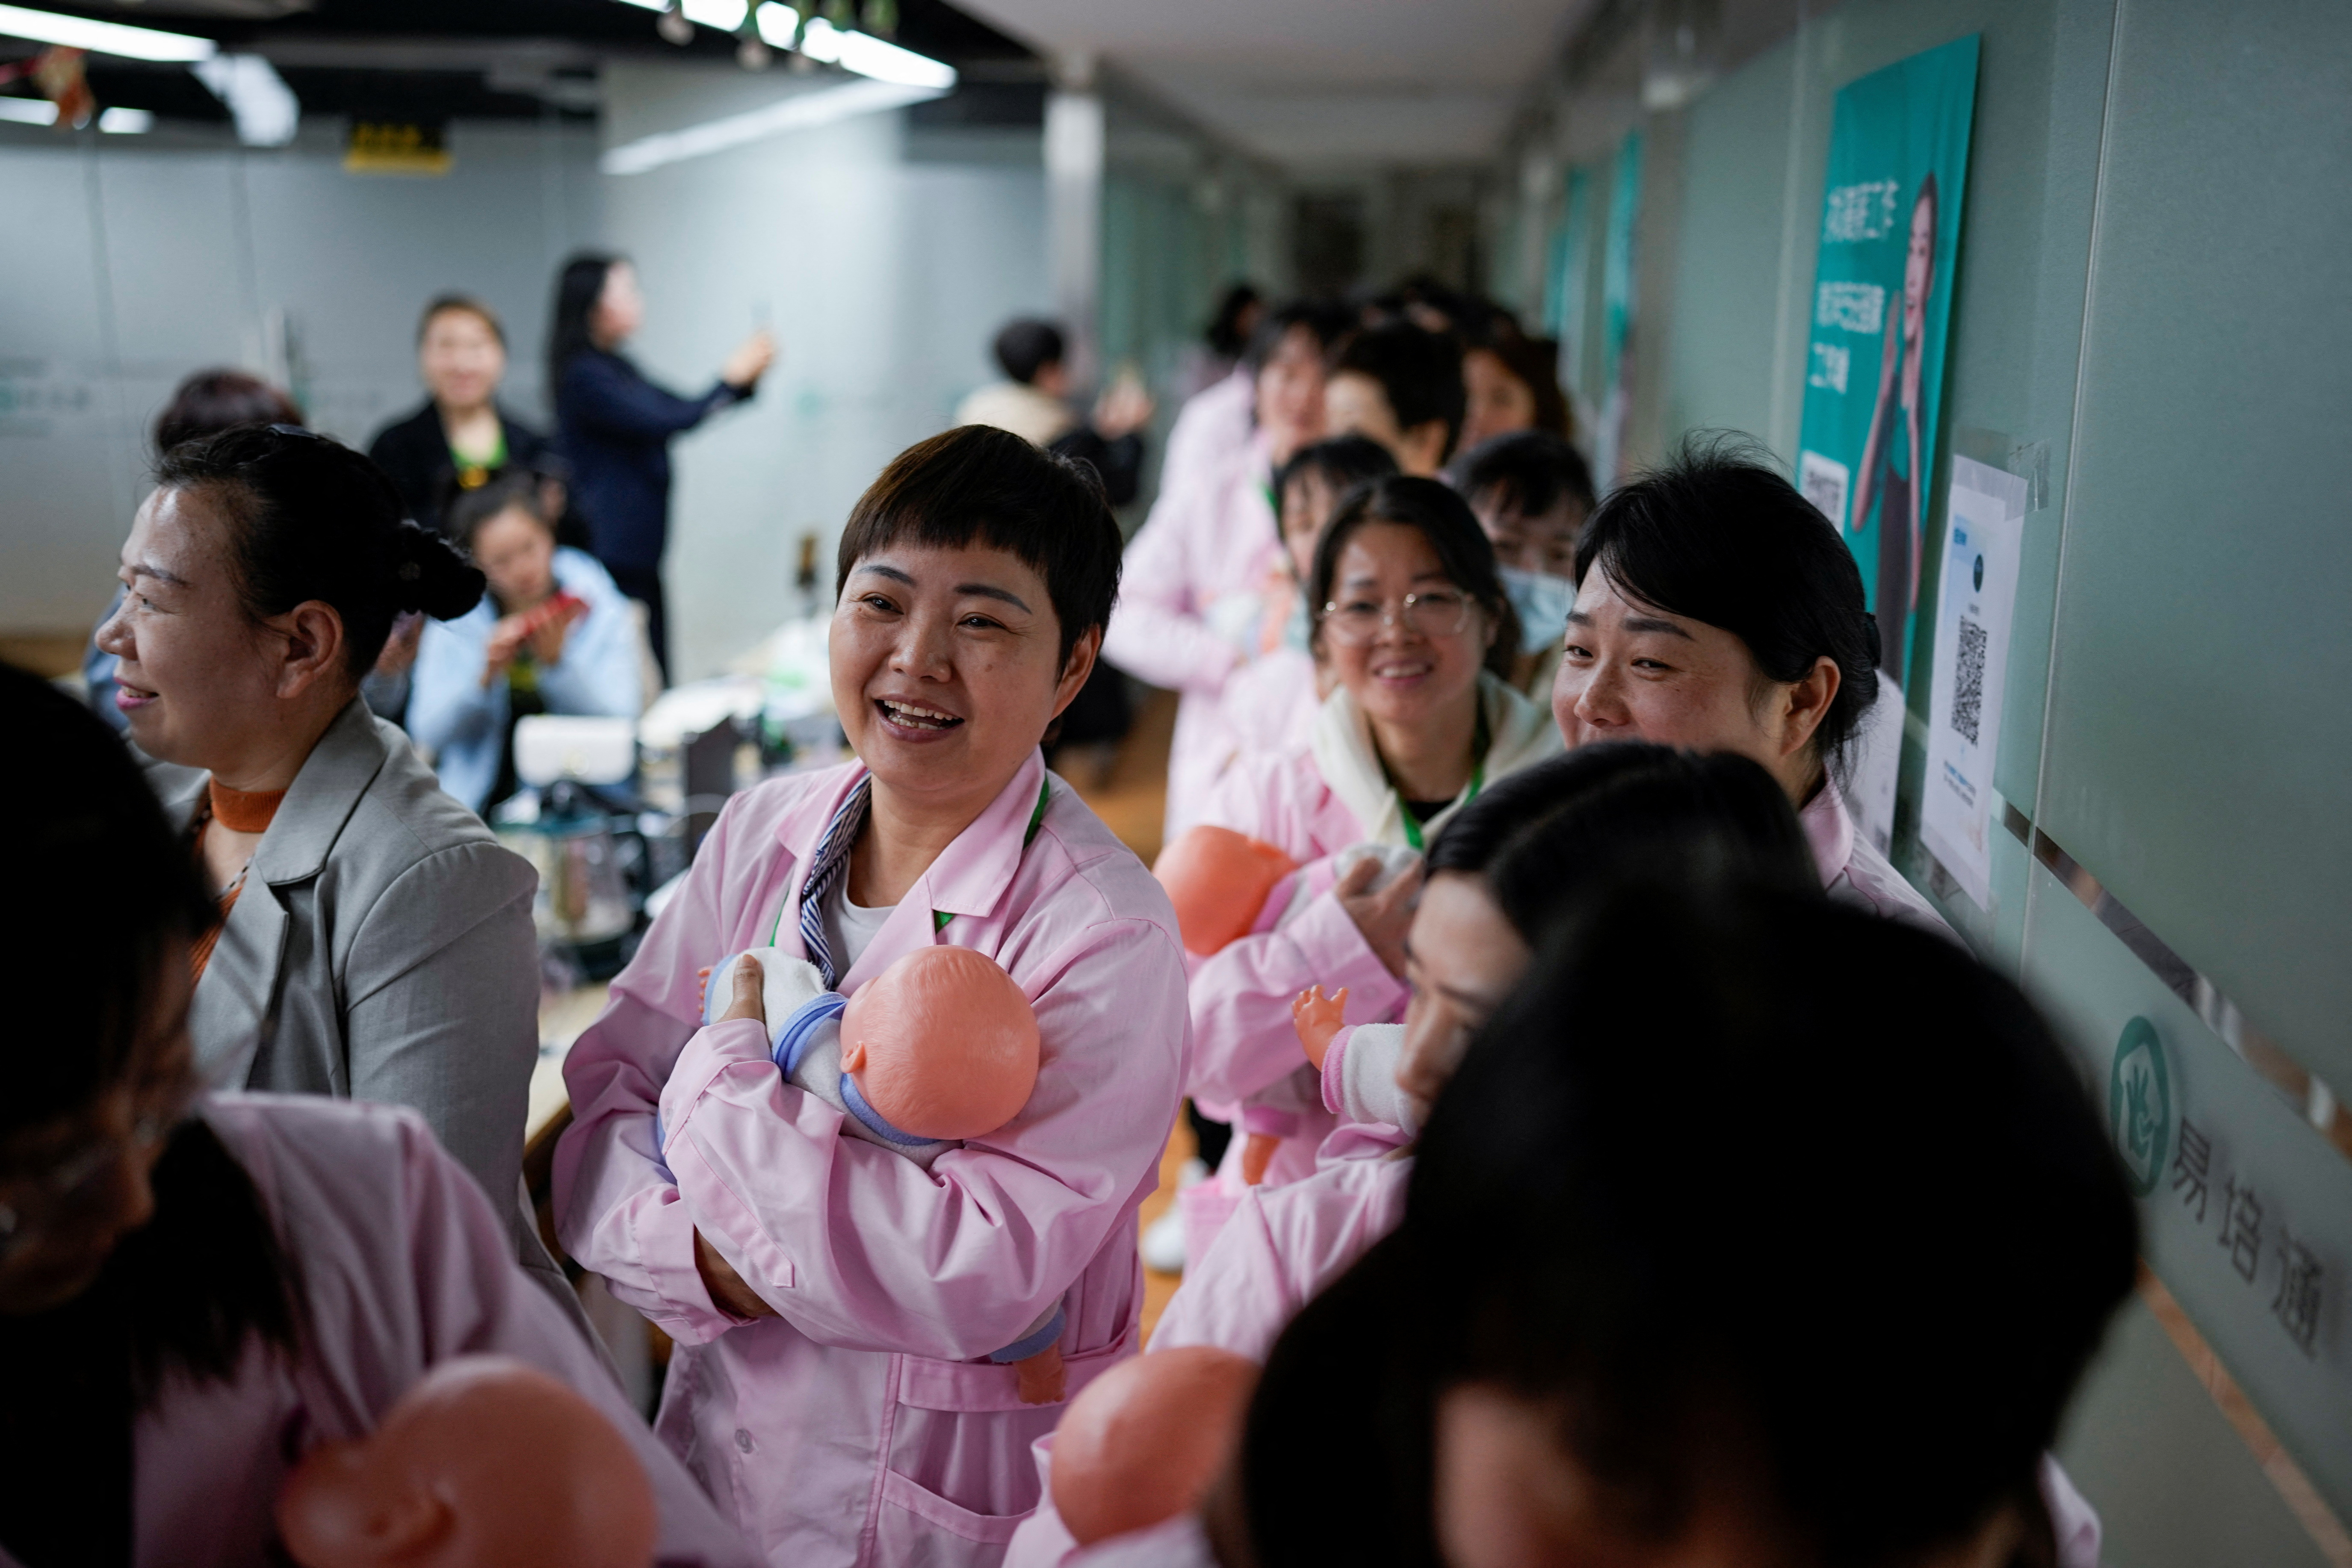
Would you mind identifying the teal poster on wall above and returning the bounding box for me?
[1794,35,1978,687]
[1593,130,1642,492]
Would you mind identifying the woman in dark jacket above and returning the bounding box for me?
[367,293,571,543]
[547,253,773,679]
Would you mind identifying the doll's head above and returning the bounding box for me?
[275,1355,657,1568]
[839,945,1040,1140]
[1051,1346,1260,1546]
[1152,826,1300,956]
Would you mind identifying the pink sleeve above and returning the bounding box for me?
[2041,1454,2101,1568]
[1148,1186,1298,1363]
[553,800,753,1346]
[1001,1435,1080,1568]
[1184,892,1406,1109]
[1101,489,1240,695]
[311,1104,759,1567]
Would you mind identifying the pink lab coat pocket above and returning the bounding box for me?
[877,1334,1136,1562]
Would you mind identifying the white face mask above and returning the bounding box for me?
[1500,566,1575,656]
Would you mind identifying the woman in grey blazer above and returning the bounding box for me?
[95,423,559,1290]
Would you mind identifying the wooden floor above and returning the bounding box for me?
[1059,685,1187,1341]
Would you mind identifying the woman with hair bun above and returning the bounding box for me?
[1552,434,1950,933]
[94,424,564,1293]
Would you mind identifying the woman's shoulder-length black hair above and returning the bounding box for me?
[1308,473,1518,680]
[547,251,621,394]
[1573,431,1881,776]
[836,424,1123,670]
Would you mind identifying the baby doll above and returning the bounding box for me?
[695,942,1070,1401]
[1159,832,1419,1181]
[275,1355,657,1568]
[1048,1346,1259,1548]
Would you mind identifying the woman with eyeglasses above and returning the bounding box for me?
[91,424,568,1301]
[1185,476,1559,1191]
[0,665,758,1566]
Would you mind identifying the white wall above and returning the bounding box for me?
[0,117,605,634]
[598,62,1049,679]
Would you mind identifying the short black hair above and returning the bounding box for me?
[1426,743,1816,946]
[1205,282,1262,358]
[417,292,505,348]
[1409,881,2137,1565]
[1450,429,1594,520]
[992,318,1066,385]
[1575,432,1880,775]
[1272,435,1397,540]
[157,425,485,678]
[837,424,1121,670]
[445,469,550,549]
[151,369,301,457]
[1309,474,1516,679]
[1329,322,1468,459]
[1242,299,1355,373]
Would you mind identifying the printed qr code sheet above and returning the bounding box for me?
[1951,616,1987,747]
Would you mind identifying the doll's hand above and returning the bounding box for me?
[1015,1345,1067,1406]
[718,954,765,1026]
[1291,984,1349,1069]
[694,1228,777,1320]
[694,966,712,1011]
[1239,1131,1279,1187]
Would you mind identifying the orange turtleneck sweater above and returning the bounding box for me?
[188,778,287,982]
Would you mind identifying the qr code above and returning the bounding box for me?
[1951,617,1988,745]
[1798,451,1850,530]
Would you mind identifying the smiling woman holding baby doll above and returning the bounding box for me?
[1178,475,1558,1190]
[553,424,1190,1566]
[408,470,645,814]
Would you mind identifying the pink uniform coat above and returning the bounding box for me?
[52,1094,756,1568]
[1186,678,1558,1189]
[1802,781,1956,936]
[553,754,1190,1567]
[1157,366,1255,506]
[1100,441,1282,839]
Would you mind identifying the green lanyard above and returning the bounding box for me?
[1400,762,1483,853]
[769,777,1052,945]
[1391,708,1491,853]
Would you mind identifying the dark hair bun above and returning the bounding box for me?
[392,521,487,620]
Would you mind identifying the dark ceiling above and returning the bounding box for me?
[1,0,1038,127]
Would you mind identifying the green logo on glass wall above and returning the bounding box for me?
[2108,1016,2170,1197]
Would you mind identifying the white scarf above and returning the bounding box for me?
[1309,671,1562,847]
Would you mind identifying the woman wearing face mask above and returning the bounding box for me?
[1101,300,1353,839]
[549,252,774,682]
[368,294,563,541]
[0,667,759,1568]
[1186,477,1558,1191]
[408,470,646,814]
[553,426,1189,1565]
[92,425,564,1296]
[1449,429,1595,700]
[1552,434,1950,932]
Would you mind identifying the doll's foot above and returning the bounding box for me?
[1016,1346,1067,1405]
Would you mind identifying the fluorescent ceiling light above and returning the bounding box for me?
[602,75,942,174]
[194,53,298,146]
[0,94,55,125]
[99,106,151,133]
[680,0,746,28]
[795,16,954,90]
[614,0,668,8]
[0,3,215,62]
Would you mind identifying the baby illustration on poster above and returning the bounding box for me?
[1795,34,1979,688]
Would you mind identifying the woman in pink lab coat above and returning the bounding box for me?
[1101,302,1351,839]
[1185,477,1556,1191]
[1004,744,1823,1568]
[554,427,1190,1568]
[1549,436,1952,934]
[0,667,753,1568]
